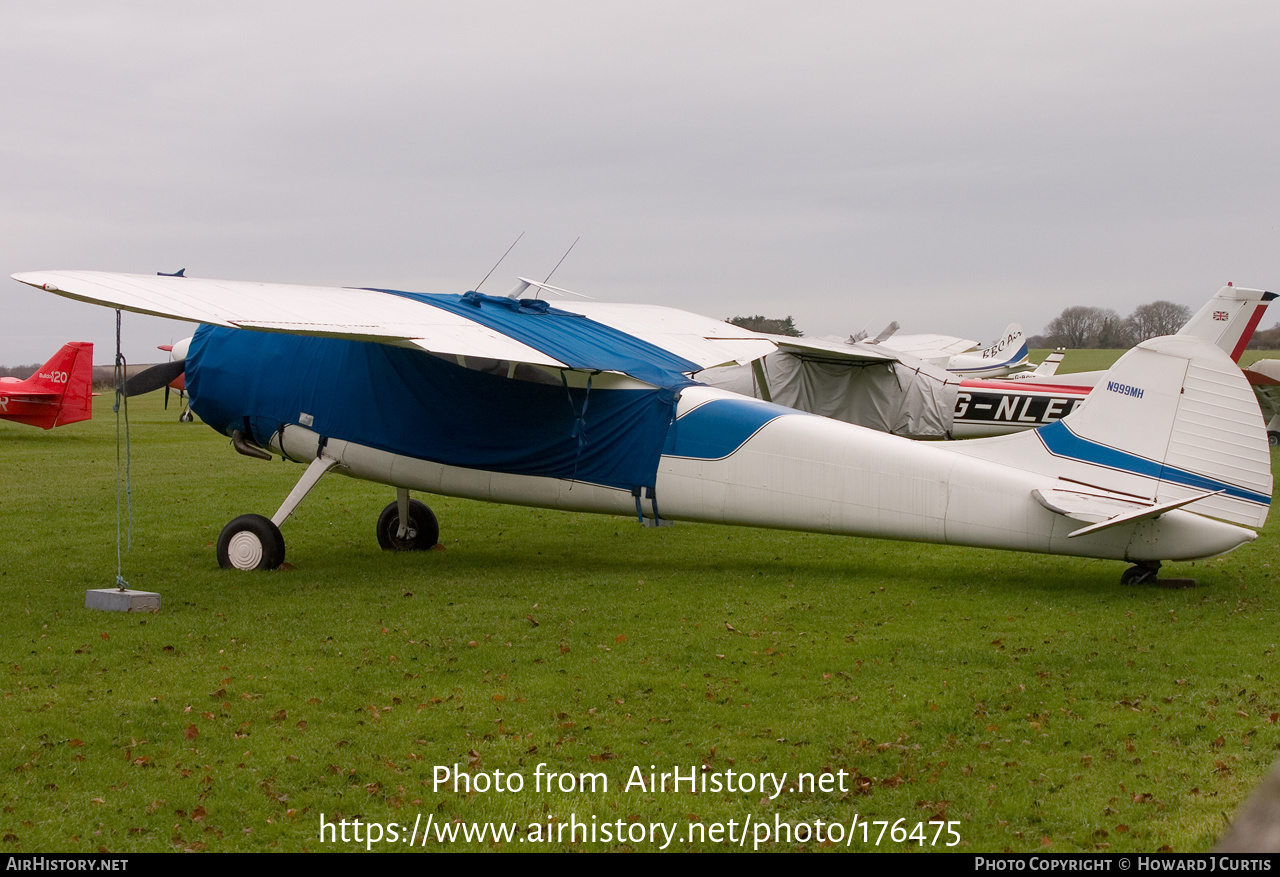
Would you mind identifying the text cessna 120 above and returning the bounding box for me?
[0,341,93,430]
[12,269,1273,586]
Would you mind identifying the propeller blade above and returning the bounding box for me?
[121,359,186,397]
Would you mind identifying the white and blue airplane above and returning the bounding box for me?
[874,322,1030,379]
[12,270,1272,585]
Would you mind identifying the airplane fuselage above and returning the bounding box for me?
[267,384,1254,564]
[951,379,1089,438]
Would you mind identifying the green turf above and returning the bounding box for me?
[1031,348,1280,374]
[1,391,1277,852]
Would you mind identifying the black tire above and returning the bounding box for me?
[1269,431,1279,447]
[377,499,439,551]
[1120,564,1159,586]
[217,514,285,570]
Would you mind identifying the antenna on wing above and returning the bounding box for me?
[474,232,524,292]
[537,237,580,297]
[524,235,581,300]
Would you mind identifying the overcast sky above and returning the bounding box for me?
[2,1,1278,365]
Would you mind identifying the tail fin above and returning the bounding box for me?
[1031,349,1064,377]
[48,341,94,425]
[0,342,94,428]
[955,334,1271,529]
[1178,284,1276,361]
[947,322,1029,376]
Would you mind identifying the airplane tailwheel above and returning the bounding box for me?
[377,499,439,551]
[1120,561,1161,585]
[217,514,286,570]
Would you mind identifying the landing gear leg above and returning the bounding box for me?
[377,488,439,551]
[215,455,338,570]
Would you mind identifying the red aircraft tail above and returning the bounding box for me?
[0,342,94,429]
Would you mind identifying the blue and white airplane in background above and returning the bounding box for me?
[12,270,1273,586]
[874,322,1030,379]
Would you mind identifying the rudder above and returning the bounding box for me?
[954,335,1271,529]
[1178,284,1277,362]
[28,342,93,427]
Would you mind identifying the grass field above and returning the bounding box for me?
[1033,348,1280,374]
[1,376,1278,853]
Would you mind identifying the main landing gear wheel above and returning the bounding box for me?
[377,499,439,551]
[1269,431,1279,447]
[217,514,285,570]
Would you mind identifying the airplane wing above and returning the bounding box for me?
[766,334,902,364]
[13,271,777,382]
[871,332,978,364]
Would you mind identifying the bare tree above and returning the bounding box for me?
[1127,300,1192,341]
[1097,310,1135,349]
[1043,306,1128,348]
[0,363,40,379]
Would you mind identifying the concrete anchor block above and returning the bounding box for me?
[85,589,161,613]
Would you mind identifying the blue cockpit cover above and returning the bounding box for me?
[370,290,702,390]
[187,325,681,491]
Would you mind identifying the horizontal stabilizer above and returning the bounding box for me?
[1032,488,1154,523]
[1033,487,1221,537]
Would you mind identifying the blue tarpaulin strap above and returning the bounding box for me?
[559,370,595,483]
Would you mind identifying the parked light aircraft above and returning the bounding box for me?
[0,341,93,429]
[155,338,194,421]
[949,284,1275,438]
[12,270,1273,585]
[943,323,1029,378]
[876,322,1029,379]
[1242,359,1280,446]
[705,286,1271,441]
